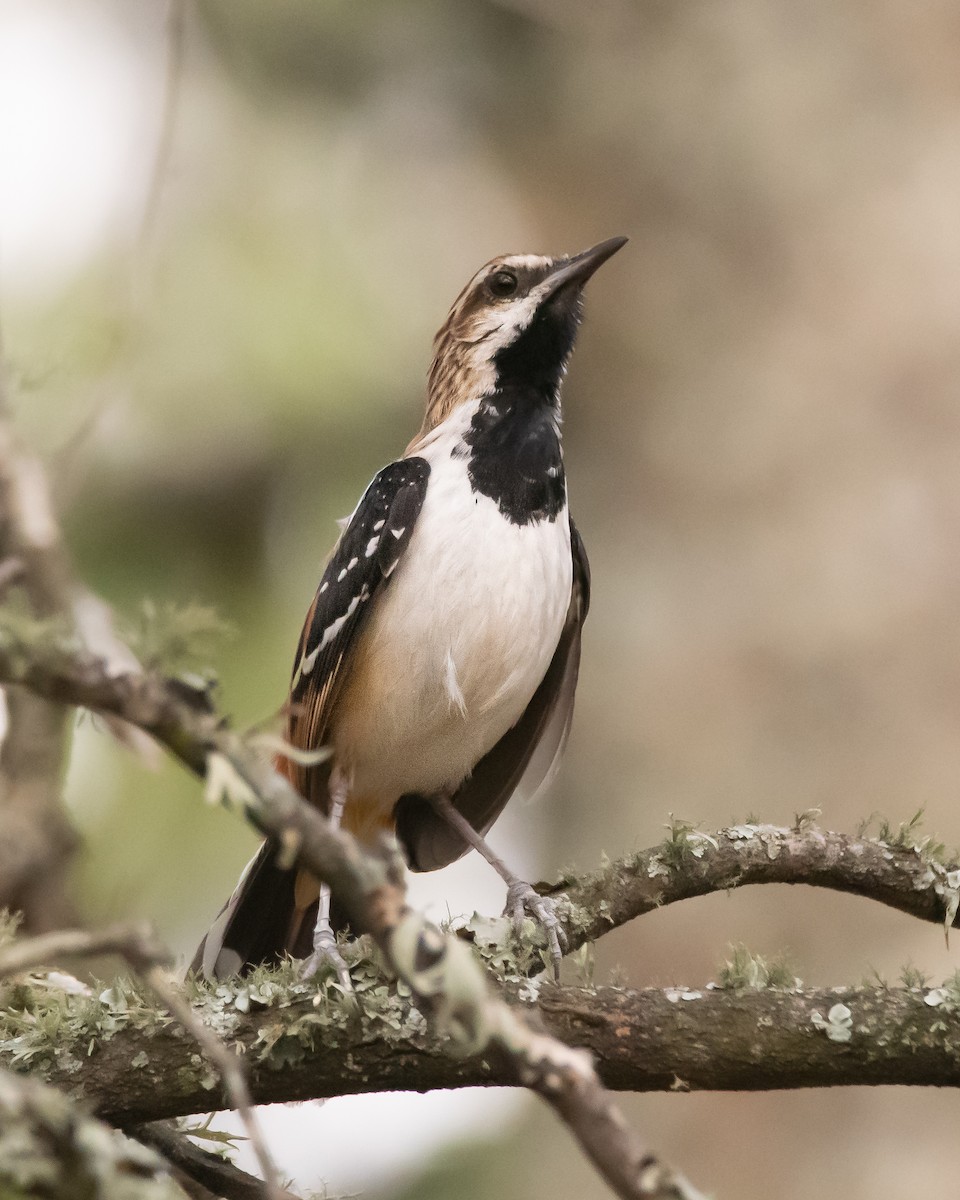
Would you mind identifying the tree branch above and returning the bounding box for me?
[7,966,960,1123]
[136,1122,300,1200]
[0,624,703,1200]
[0,923,286,1200]
[545,819,960,963]
[0,1065,189,1200]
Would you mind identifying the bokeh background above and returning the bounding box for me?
[4,0,960,1195]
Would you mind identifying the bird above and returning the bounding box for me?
[193,235,627,985]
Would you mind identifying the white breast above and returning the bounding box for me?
[333,409,572,808]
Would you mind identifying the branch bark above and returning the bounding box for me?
[547,820,960,963]
[7,974,960,1127]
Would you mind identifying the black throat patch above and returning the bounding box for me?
[460,388,566,526]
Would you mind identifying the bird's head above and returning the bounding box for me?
[419,236,627,437]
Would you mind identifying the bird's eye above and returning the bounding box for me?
[488,270,519,298]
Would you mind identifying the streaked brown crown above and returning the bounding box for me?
[413,253,554,444]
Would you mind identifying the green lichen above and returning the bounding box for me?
[810,1002,853,1043]
[899,963,930,991]
[0,970,177,1079]
[658,815,718,869]
[122,598,235,675]
[858,808,953,866]
[0,909,22,948]
[717,944,798,991]
[921,968,960,1014]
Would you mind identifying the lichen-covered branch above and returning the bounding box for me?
[136,1121,300,1200]
[545,819,960,964]
[7,960,960,1123]
[0,922,286,1200]
[0,1065,189,1200]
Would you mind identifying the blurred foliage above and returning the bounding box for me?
[122,599,235,675]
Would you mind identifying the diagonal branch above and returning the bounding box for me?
[136,1121,299,1200]
[0,626,703,1200]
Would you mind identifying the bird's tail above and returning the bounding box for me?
[189,838,325,980]
[191,748,338,979]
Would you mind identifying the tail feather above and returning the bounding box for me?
[191,841,319,980]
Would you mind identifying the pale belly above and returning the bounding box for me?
[331,457,572,826]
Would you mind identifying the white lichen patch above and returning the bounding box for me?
[811,1003,853,1043]
[647,855,671,879]
[726,825,762,841]
[664,988,704,1003]
[685,831,719,858]
[933,868,960,937]
[204,751,259,814]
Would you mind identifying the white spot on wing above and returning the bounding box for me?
[317,594,361,651]
[337,568,347,581]
[347,557,358,571]
[300,594,362,675]
[373,520,385,532]
[365,535,380,557]
[319,582,328,594]
[391,526,405,540]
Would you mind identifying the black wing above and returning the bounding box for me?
[395,516,590,872]
[283,456,430,808]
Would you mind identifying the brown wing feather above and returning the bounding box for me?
[395,516,590,872]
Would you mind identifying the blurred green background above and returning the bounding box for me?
[5,0,960,1195]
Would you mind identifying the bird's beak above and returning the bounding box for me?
[540,236,628,301]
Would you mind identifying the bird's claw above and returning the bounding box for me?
[300,925,353,992]
[504,881,567,981]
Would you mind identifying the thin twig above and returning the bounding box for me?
[137,1121,299,1200]
[141,965,284,1200]
[132,0,187,311]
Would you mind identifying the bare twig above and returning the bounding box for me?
[132,0,187,310]
[141,966,283,1200]
[0,366,79,932]
[0,407,157,927]
[0,924,284,1200]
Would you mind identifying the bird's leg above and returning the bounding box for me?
[300,772,353,991]
[427,793,567,980]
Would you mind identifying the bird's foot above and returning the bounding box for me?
[504,881,567,981]
[300,922,353,992]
